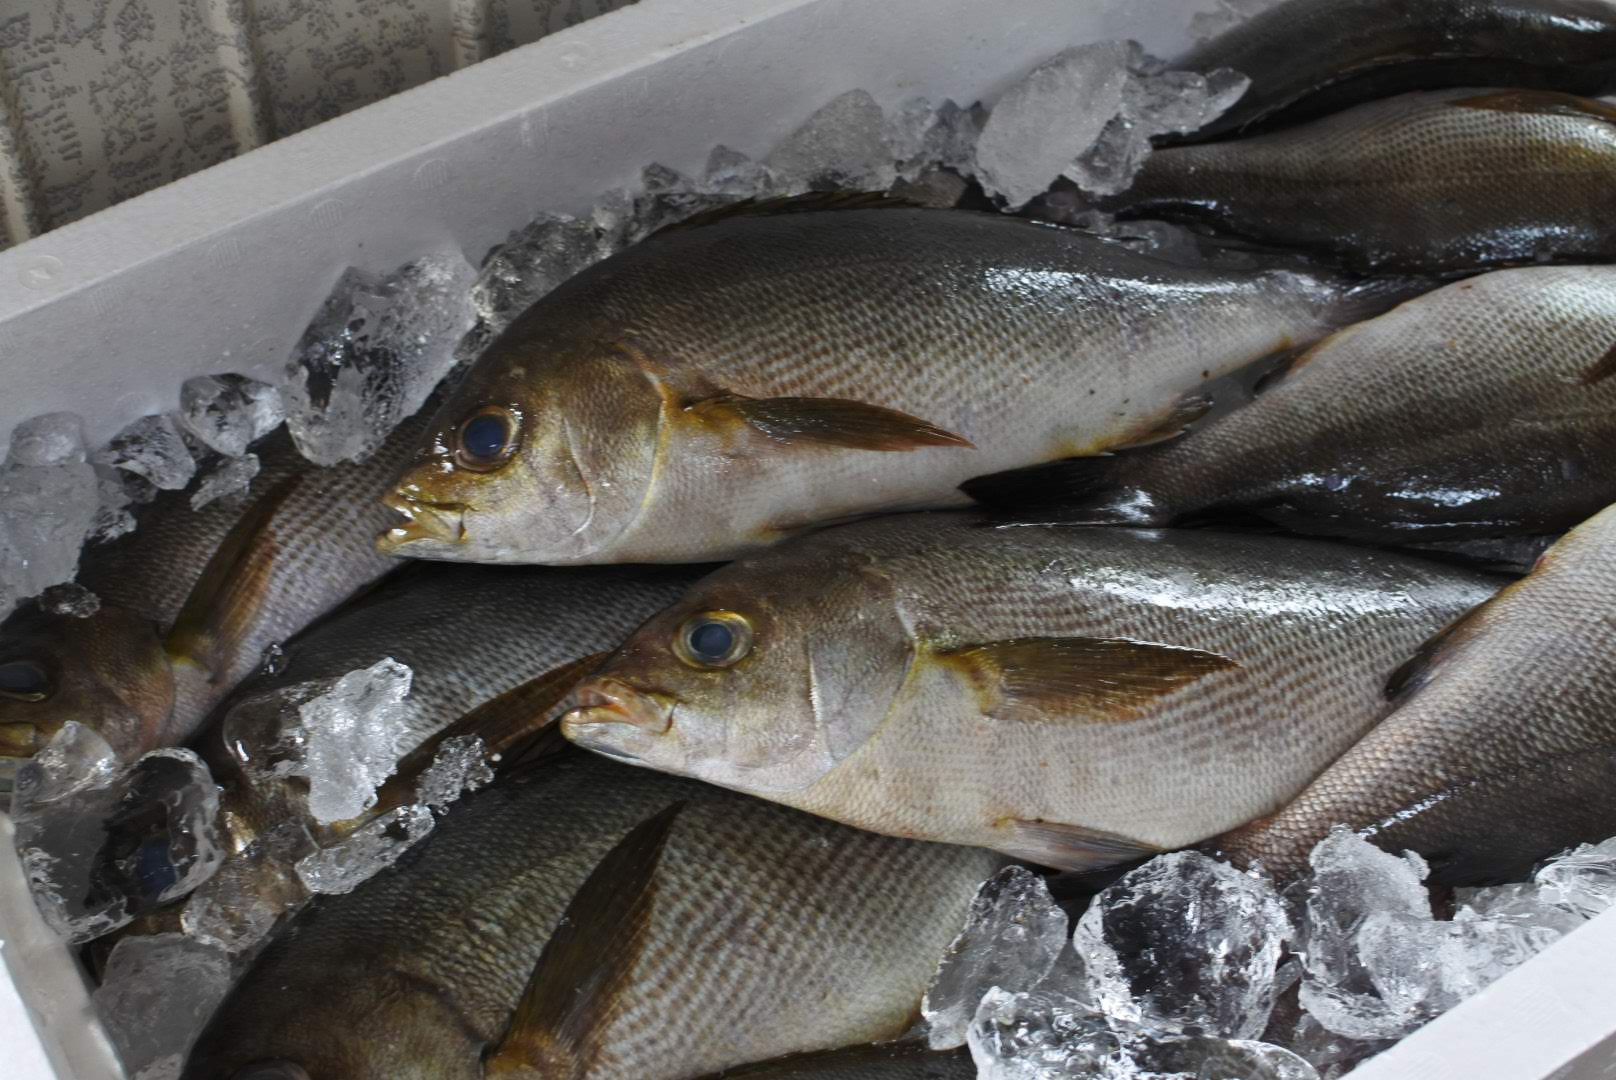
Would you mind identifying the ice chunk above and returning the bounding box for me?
[11,728,222,942]
[1066,65,1248,197]
[701,144,777,197]
[182,820,313,954]
[886,97,985,182]
[38,582,100,618]
[91,464,140,543]
[8,412,87,467]
[282,252,477,465]
[766,89,897,193]
[1456,881,1588,937]
[1074,851,1291,1038]
[177,374,284,457]
[94,414,197,491]
[190,453,260,511]
[924,866,1070,1049]
[284,658,413,825]
[0,421,100,610]
[1119,1032,1319,1079]
[1531,837,1616,919]
[471,214,613,336]
[628,163,742,243]
[93,933,232,1080]
[975,43,1134,208]
[967,987,1119,1080]
[1190,0,1288,44]
[1264,988,1390,1080]
[296,803,436,895]
[416,734,495,809]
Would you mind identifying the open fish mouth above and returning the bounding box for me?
[378,492,469,551]
[562,679,675,738]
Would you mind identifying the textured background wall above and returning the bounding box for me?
[0,0,633,249]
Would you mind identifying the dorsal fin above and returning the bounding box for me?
[650,190,921,238]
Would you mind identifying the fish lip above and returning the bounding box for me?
[377,492,468,551]
[562,679,675,736]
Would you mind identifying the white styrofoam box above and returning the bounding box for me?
[0,0,1613,1077]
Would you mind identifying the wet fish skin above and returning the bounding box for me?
[698,1042,974,1079]
[997,265,1616,544]
[1215,502,1616,885]
[1112,89,1616,272]
[1176,0,1616,138]
[561,513,1501,868]
[379,205,1392,566]
[182,753,1000,1080]
[0,421,418,761]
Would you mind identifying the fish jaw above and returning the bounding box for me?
[377,490,468,557]
[562,679,680,765]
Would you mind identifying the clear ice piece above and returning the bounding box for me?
[1120,1032,1320,1080]
[702,144,777,197]
[181,820,313,954]
[1533,837,1616,920]
[177,374,285,457]
[94,414,197,491]
[296,803,436,895]
[92,932,232,1080]
[11,729,222,942]
[91,464,140,543]
[0,443,101,611]
[190,453,260,511]
[282,252,477,465]
[471,214,612,336]
[886,97,984,182]
[1074,851,1291,1039]
[924,865,1070,1049]
[38,582,100,618]
[627,163,741,243]
[975,43,1134,208]
[416,734,495,809]
[766,89,897,193]
[287,658,414,825]
[967,987,1119,1080]
[8,412,87,467]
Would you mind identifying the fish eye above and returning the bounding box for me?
[453,405,519,472]
[673,612,754,669]
[231,1064,311,1080]
[0,659,51,702]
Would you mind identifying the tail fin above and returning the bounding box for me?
[960,455,1164,521]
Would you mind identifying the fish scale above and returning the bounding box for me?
[564,514,1501,866]
[381,207,1389,565]
[182,753,1000,1080]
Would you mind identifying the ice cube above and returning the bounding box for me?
[1263,987,1391,1080]
[1118,1032,1320,1080]
[94,414,197,491]
[91,464,140,543]
[181,820,314,954]
[1455,881,1587,937]
[701,144,777,197]
[471,214,612,337]
[975,43,1134,208]
[285,658,413,825]
[189,453,260,511]
[0,447,101,612]
[7,412,87,467]
[1532,837,1616,920]
[177,374,285,457]
[1066,65,1248,197]
[924,866,1070,1049]
[282,252,477,465]
[295,803,436,895]
[416,734,495,809]
[967,987,1119,1080]
[766,89,897,194]
[886,98,985,183]
[1074,851,1291,1039]
[11,729,221,942]
[627,163,742,243]
[92,933,232,1080]
[38,582,100,618]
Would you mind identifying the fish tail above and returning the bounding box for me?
[959,454,1168,523]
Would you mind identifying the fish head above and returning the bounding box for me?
[378,321,663,564]
[562,545,914,794]
[0,600,175,764]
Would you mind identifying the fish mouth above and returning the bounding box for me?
[0,722,39,758]
[561,679,675,739]
[378,492,468,552]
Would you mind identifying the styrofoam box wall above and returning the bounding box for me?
[0,1,1613,1077]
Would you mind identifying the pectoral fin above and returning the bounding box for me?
[1384,592,1510,703]
[688,393,973,451]
[1001,818,1161,871]
[938,636,1239,724]
[1107,393,1213,451]
[1451,89,1616,126]
[1579,341,1616,386]
[483,803,683,1078]
[164,472,304,678]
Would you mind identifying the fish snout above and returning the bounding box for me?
[377,490,468,552]
[562,678,675,737]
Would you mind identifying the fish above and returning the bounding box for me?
[0,421,418,764]
[962,265,1616,545]
[377,200,1408,566]
[1214,502,1616,885]
[697,1043,974,1079]
[560,513,1502,869]
[1175,0,1616,138]
[1107,89,1616,272]
[181,752,1000,1080]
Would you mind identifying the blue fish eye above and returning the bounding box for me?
[676,613,754,669]
[0,659,49,700]
[462,414,508,460]
[454,407,518,470]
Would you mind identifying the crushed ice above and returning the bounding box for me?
[416,734,496,809]
[0,414,100,615]
[93,933,233,1080]
[295,804,437,895]
[278,658,415,825]
[95,414,198,491]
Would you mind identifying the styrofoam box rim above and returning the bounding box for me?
[0,0,1614,1077]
